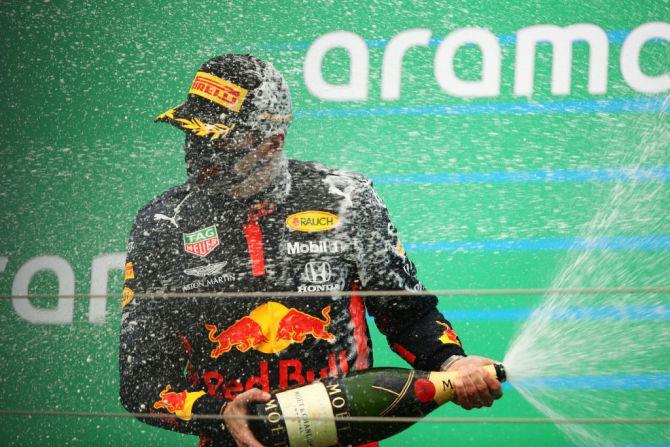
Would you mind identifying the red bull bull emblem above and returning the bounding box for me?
[121,287,134,310]
[205,301,335,356]
[124,262,135,280]
[437,321,461,346]
[153,384,205,421]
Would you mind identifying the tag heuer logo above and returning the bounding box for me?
[183,225,220,257]
[184,261,228,277]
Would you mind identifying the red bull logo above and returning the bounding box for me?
[153,385,186,413]
[201,350,352,400]
[437,321,461,346]
[124,262,135,280]
[121,287,134,310]
[205,316,269,357]
[153,385,205,421]
[276,306,335,343]
[205,302,335,356]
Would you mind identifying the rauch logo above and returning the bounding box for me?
[286,211,340,232]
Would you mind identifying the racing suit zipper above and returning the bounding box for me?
[242,202,276,277]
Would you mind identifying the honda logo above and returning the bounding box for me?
[304,261,332,284]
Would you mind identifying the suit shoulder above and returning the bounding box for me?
[134,182,192,220]
[288,159,371,189]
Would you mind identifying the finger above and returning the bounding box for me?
[468,356,493,367]
[482,366,503,400]
[453,375,471,409]
[236,427,266,447]
[472,374,493,407]
[225,413,266,447]
[460,374,478,410]
[464,368,491,409]
[464,373,480,403]
[241,388,272,405]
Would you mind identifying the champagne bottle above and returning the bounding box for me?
[248,364,506,447]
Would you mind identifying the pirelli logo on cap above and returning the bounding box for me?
[189,72,249,112]
[286,211,340,232]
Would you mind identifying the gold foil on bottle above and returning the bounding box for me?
[427,371,458,405]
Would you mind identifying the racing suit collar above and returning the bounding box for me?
[200,154,291,209]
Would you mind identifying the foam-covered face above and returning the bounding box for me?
[184,132,284,198]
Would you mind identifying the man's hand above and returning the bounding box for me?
[443,355,503,410]
[223,388,271,447]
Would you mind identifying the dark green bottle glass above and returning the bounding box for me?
[249,364,506,447]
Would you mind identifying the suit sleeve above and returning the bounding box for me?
[351,181,466,371]
[118,210,234,441]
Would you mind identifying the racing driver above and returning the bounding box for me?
[119,54,502,447]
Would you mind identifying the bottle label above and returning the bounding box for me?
[275,382,339,447]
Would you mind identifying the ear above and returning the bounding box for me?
[266,132,285,152]
[271,132,285,146]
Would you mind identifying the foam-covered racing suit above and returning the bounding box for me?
[119,159,466,446]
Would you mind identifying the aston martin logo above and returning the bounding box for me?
[184,262,228,277]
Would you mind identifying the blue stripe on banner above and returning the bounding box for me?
[370,167,670,185]
[243,28,668,52]
[505,375,670,390]
[294,98,668,119]
[439,306,670,322]
[406,235,670,252]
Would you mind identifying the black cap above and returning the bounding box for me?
[493,363,507,383]
[156,54,293,140]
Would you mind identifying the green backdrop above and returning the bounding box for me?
[1,1,668,445]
